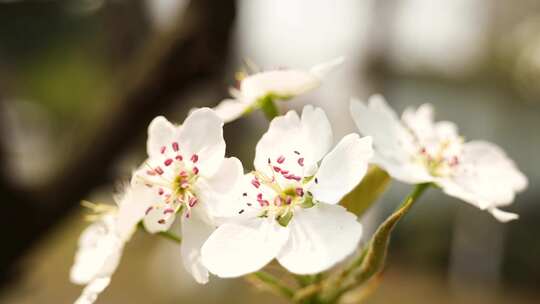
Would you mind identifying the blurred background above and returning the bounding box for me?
[0,0,539,303]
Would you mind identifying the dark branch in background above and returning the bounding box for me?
[0,0,236,286]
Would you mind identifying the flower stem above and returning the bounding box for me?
[320,183,430,303]
[293,274,324,303]
[157,230,182,244]
[251,271,295,300]
[259,96,280,121]
[294,283,323,304]
[138,221,182,244]
[295,274,322,287]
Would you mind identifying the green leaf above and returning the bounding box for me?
[340,166,390,217]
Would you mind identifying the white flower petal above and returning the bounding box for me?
[116,185,161,240]
[437,177,490,209]
[277,204,362,274]
[203,157,244,193]
[241,70,319,101]
[467,141,527,193]
[309,56,345,78]
[201,218,289,278]
[225,173,278,221]
[213,99,250,123]
[229,87,242,99]
[350,96,432,184]
[74,277,111,304]
[350,96,408,150]
[308,134,373,205]
[254,110,301,173]
[180,210,214,284]
[300,105,333,163]
[195,157,244,219]
[437,141,527,221]
[373,156,434,184]
[488,207,519,223]
[70,214,123,285]
[401,103,435,141]
[143,205,176,233]
[147,116,177,158]
[402,104,461,148]
[435,120,459,140]
[176,108,225,176]
[254,106,333,177]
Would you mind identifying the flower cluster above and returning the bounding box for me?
[70,60,527,304]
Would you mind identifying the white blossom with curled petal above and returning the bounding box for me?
[350,95,528,222]
[213,57,344,123]
[131,108,243,283]
[201,105,373,277]
[70,186,157,304]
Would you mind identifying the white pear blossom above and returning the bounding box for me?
[214,57,344,123]
[132,108,243,283]
[70,186,157,304]
[201,106,372,277]
[350,95,528,222]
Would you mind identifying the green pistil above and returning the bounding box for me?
[426,158,442,175]
[272,189,316,227]
[282,188,297,197]
[172,173,197,196]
